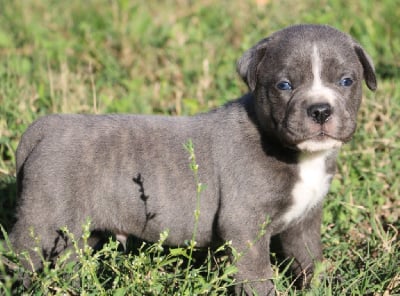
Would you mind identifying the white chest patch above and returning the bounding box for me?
[283,151,333,225]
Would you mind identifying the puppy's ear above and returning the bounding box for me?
[354,44,377,91]
[237,38,269,92]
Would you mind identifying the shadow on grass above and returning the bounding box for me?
[0,175,17,237]
[376,63,400,80]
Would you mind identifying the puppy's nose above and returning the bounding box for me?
[307,103,332,124]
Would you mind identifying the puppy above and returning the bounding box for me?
[10,24,376,294]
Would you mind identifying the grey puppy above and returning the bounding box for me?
[10,24,376,294]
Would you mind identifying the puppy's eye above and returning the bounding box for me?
[276,81,292,90]
[339,77,353,87]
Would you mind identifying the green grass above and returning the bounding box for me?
[0,0,399,295]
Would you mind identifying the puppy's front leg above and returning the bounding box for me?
[233,235,275,295]
[279,206,323,287]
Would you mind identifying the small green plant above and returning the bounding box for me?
[0,221,238,295]
[183,139,206,274]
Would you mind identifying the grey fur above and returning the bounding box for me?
[10,24,376,295]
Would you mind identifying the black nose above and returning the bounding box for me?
[307,103,332,124]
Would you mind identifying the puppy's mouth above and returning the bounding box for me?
[284,124,338,140]
[278,115,357,152]
[281,127,346,152]
[304,130,338,141]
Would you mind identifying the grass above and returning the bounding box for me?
[0,0,399,294]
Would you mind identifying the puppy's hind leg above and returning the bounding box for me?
[9,221,74,271]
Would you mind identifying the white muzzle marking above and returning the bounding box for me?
[296,44,342,152]
[308,45,336,104]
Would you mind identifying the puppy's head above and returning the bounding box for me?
[237,24,377,152]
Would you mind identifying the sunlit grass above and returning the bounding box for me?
[0,0,399,294]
